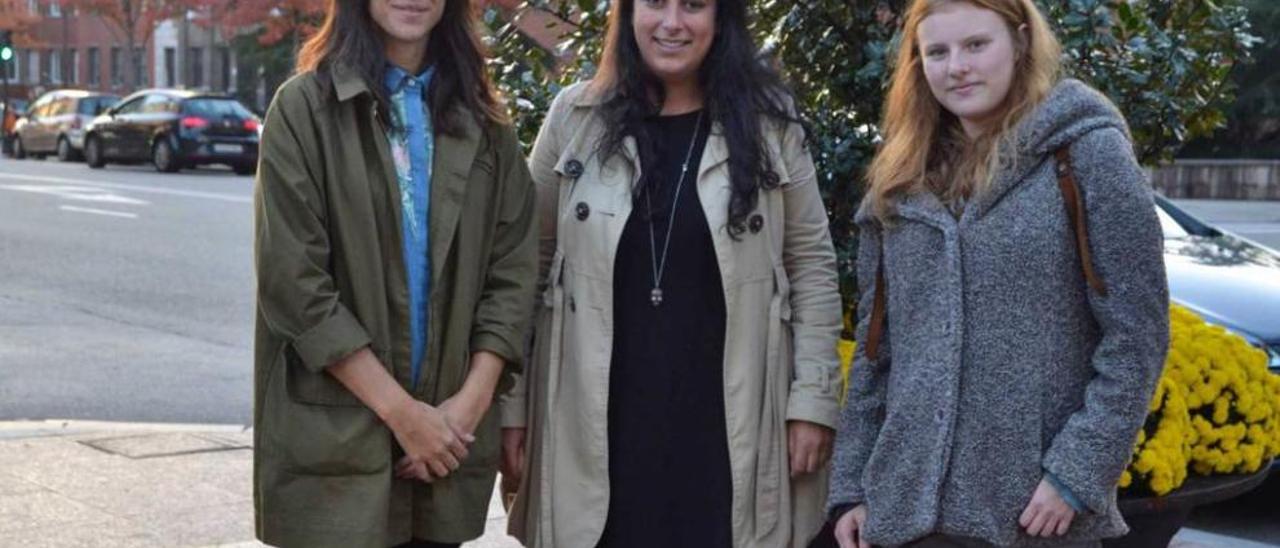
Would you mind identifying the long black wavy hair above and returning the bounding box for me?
[296,0,508,134]
[591,0,804,235]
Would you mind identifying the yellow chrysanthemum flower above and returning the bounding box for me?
[1122,304,1280,496]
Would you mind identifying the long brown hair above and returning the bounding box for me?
[865,0,1060,221]
[296,0,508,133]
[590,0,803,236]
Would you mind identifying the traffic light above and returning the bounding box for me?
[0,30,13,63]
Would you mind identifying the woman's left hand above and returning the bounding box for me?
[787,420,834,477]
[439,389,493,439]
[1019,478,1076,537]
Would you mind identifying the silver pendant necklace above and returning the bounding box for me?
[645,110,704,307]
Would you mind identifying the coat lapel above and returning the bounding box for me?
[430,106,482,281]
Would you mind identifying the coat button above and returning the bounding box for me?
[935,409,946,422]
[565,159,584,179]
[575,202,590,221]
[569,297,576,313]
[748,214,764,234]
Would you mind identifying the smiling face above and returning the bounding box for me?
[917,1,1021,138]
[369,0,445,68]
[632,0,716,90]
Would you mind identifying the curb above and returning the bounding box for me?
[0,419,252,441]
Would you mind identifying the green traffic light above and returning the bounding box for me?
[0,47,12,62]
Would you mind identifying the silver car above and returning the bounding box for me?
[1158,196,1280,373]
[12,90,119,161]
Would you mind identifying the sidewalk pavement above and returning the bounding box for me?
[0,420,518,548]
[0,419,1264,547]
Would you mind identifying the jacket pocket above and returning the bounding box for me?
[262,348,391,476]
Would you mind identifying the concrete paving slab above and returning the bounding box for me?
[142,500,257,547]
[0,472,47,497]
[0,518,162,548]
[0,491,117,533]
[81,432,247,459]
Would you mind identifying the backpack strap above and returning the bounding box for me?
[861,148,1107,364]
[1054,147,1108,297]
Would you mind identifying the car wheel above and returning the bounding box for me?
[56,137,80,162]
[84,136,106,169]
[12,136,26,159]
[233,163,256,176]
[152,138,180,173]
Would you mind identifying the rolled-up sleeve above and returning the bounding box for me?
[469,125,538,366]
[254,85,371,373]
[778,119,843,429]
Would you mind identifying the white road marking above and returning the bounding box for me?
[0,183,150,205]
[0,173,251,204]
[59,205,139,219]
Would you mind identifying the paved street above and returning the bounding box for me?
[0,157,255,424]
[1175,198,1280,251]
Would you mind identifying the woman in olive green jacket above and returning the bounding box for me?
[252,0,537,546]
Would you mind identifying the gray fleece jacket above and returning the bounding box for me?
[829,79,1170,547]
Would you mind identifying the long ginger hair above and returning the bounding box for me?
[865,0,1061,221]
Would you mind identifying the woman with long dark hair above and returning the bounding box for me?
[251,0,537,546]
[503,0,843,546]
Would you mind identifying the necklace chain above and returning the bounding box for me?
[645,111,704,307]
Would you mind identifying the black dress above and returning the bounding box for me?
[597,110,733,548]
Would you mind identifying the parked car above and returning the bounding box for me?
[83,89,260,175]
[1158,196,1280,373]
[2,98,31,156]
[12,90,119,161]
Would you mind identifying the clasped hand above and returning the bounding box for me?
[387,392,490,483]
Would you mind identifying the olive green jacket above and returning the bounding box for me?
[252,64,537,547]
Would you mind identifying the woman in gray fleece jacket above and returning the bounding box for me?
[828,0,1169,547]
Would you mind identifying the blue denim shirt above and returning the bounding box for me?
[384,64,436,385]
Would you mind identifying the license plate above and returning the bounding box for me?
[212,143,241,154]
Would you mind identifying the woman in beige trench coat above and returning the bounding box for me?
[496,1,843,546]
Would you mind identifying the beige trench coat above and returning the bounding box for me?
[499,82,842,547]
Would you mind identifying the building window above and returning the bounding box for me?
[110,47,122,86]
[189,47,203,88]
[66,49,78,84]
[48,50,61,83]
[88,47,100,85]
[164,47,175,87]
[219,47,231,91]
[188,47,203,88]
[47,0,61,17]
[27,50,38,83]
[132,48,146,86]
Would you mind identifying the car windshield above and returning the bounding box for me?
[1156,204,1191,239]
[79,96,119,116]
[183,98,253,119]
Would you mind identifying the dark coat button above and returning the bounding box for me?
[569,297,576,313]
[565,159,584,179]
[748,214,765,234]
[575,202,591,221]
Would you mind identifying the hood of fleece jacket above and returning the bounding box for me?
[856,78,1134,225]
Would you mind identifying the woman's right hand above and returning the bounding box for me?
[385,398,473,482]
[834,504,871,548]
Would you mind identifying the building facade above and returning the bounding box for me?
[1,3,235,104]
